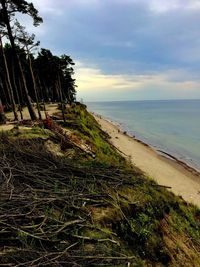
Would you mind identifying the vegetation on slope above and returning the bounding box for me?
[59,103,126,167]
[0,104,200,267]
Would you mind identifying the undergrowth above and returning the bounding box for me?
[60,103,126,167]
[0,103,200,266]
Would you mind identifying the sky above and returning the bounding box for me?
[22,0,200,101]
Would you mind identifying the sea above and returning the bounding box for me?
[86,99,200,171]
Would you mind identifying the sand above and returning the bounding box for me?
[0,104,58,132]
[94,114,200,207]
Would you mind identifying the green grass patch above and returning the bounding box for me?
[0,126,52,139]
[61,103,126,167]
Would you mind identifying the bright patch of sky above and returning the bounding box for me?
[20,0,200,101]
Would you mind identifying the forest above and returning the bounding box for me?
[0,0,76,123]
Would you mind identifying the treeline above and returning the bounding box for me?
[0,0,76,122]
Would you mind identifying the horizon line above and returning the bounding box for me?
[84,98,200,103]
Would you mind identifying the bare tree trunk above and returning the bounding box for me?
[57,74,66,123]
[18,78,25,106]
[37,74,46,112]
[0,79,9,106]
[18,57,37,120]
[11,63,23,120]
[43,80,49,102]
[0,97,6,124]
[0,34,18,120]
[4,79,12,107]
[0,77,10,110]
[27,51,41,119]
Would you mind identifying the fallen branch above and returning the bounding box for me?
[72,234,120,245]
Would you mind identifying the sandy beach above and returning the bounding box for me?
[94,114,200,207]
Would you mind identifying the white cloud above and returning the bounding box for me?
[75,62,200,101]
[75,66,142,91]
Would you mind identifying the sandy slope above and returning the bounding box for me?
[2,106,200,206]
[94,114,200,206]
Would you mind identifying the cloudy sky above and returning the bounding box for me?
[25,0,200,101]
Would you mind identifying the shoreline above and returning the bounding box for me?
[93,112,200,176]
[94,112,200,174]
[93,112,200,206]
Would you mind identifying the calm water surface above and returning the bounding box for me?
[87,100,200,171]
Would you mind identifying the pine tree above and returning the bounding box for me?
[0,0,42,120]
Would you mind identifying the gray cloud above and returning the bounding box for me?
[28,0,200,99]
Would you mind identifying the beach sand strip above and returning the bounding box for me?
[93,114,200,207]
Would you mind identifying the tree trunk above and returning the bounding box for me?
[0,79,9,106]
[18,57,37,120]
[0,98,6,124]
[57,74,66,123]
[11,63,23,120]
[27,52,41,119]
[4,78,12,107]
[37,74,46,111]
[0,34,18,120]
[1,0,37,120]
[0,76,10,110]
[43,80,49,102]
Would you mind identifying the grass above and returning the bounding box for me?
[60,104,200,265]
[1,125,52,139]
[0,103,200,266]
[60,103,128,167]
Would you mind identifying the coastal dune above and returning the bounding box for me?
[94,114,200,207]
